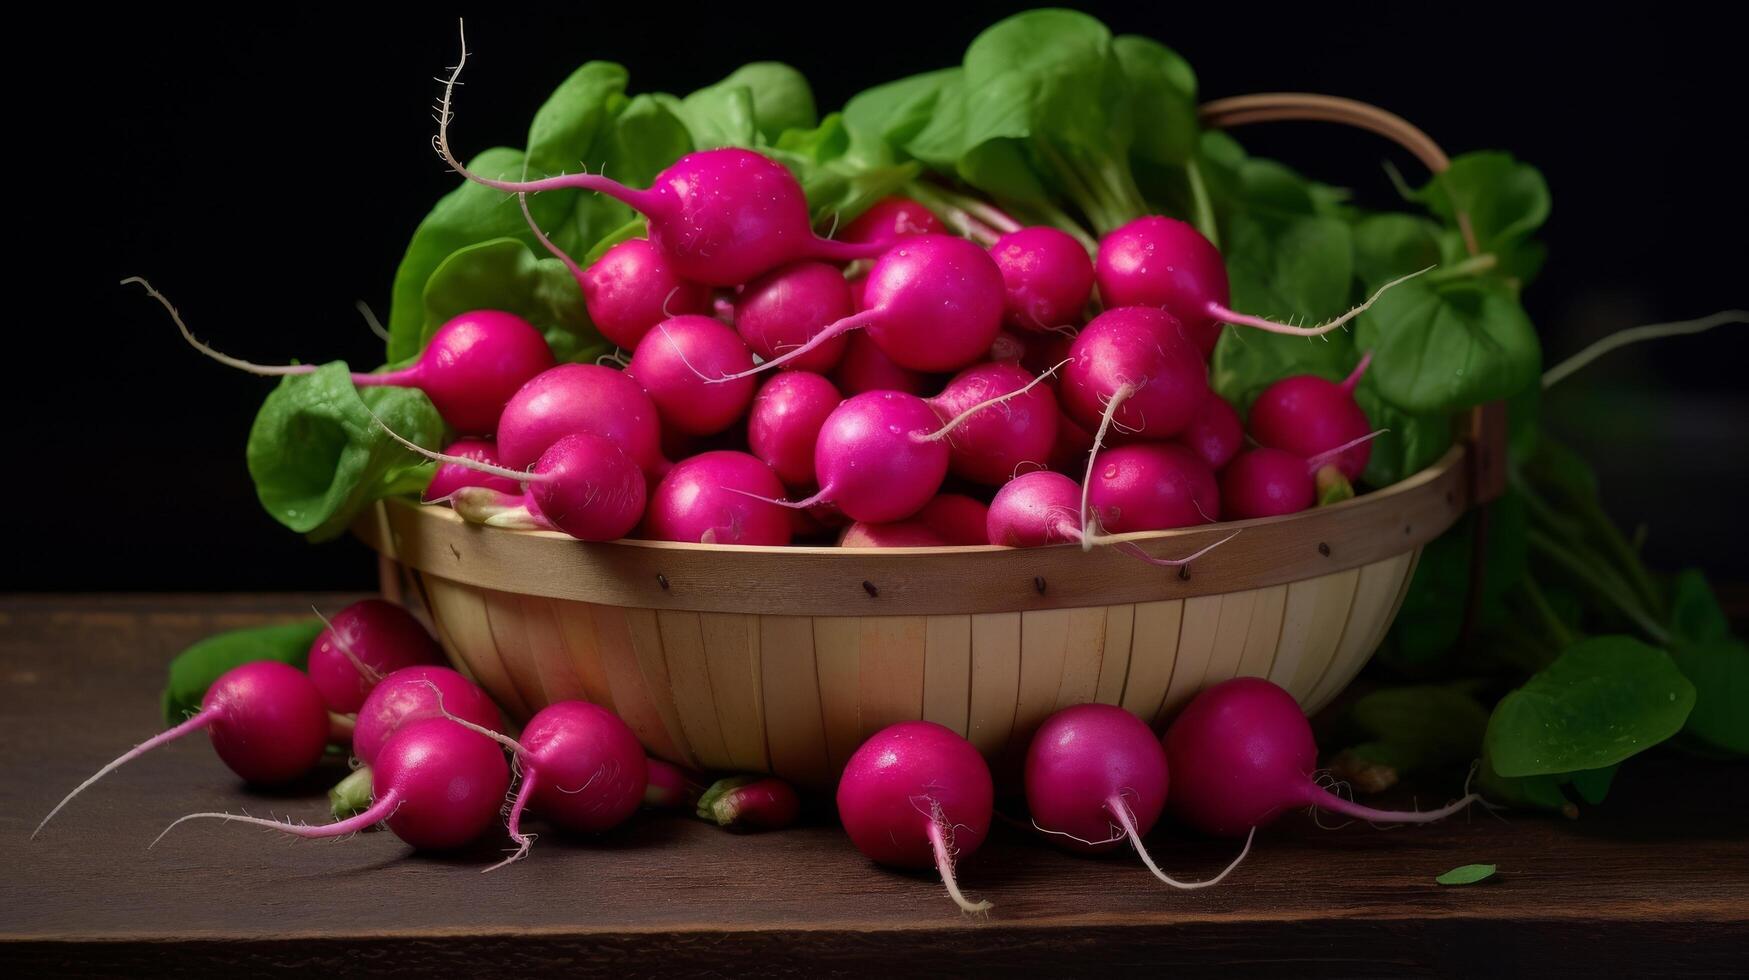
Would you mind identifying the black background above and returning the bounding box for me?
[20,4,1745,591]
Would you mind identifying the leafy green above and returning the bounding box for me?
[246,363,445,541]
[1414,152,1550,282]
[1355,278,1541,415]
[664,62,817,148]
[161,620,323,725]
[1436,864,1497,886]
[420,238,606,364]
[1334,685,1491,783]
[1485,636,1694,778]
[1668,571,1748,755]
[1112,34,1198,167]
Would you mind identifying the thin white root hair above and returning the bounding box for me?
[1078,382,1137,551]
[366,408,546,483]
[926,812,992,915]
[356,301,391,342]
[1108,794,1253,890]
[914,359,1071,443]
[417,679,527,757]
[124,277,308,377]
[1030,819,1126,848]
[1542,309,1746,388]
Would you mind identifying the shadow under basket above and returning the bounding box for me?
[356,92,1507,792]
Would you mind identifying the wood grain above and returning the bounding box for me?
[4,595,1744,977]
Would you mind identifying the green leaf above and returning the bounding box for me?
[161,620,323,725]
[1354,278,1541,415]
[420,238,606,364]
[1378,493,1526,669]
[1113,35,1198,166]
[842,68,959,170]
[1485,635,1695,778]
[1670,569,1730,645]
[246,363,445,541]
[1436,864,1497,886]
[670,62,817,148]
[1353,213,1444,289]
[1353,380,1454,488]
[1671,639,1749,755]
[1341,685,1492,775]
[1209,327,1356,414]
[1415,151,1550,282]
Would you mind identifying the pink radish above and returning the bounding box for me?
[986,471,1234,567]
[922,362,1060,486]
[1095,217,1414,357]
[433,696,647,869]
[1176,392,1245,472]
[833,331,930,397]
[159,717,510,852]
[837,721,994,914]
[34,662,329,837]
[846,273,869,312]
[577,238,711,350]
[698,776,801,831]
[705,235,1005,377]
[1165,678,1479,837]
[644,759,704,810]
[133,278,554,435]
[1047,409,1094,474]
[353,665,502,769]
[1087,443,1220,533]
[1219,432,1382,519]
[916,494,991,546]
[437,36,882,287]
[748,371,841,487]
[307,599,443,714]
[733,261,853,374]
[990,226,1095,333]
[644,451,791,545]
[839,521,946,547]
[628,315,756,436]
[424,438,521,501]
[496,364,665,477]
[1026,704,1252,886]
[1060,307,1209,443]
[841,196,946,246]
[1247,353,1375,480]
[385,425,647,541]
[751,391,949,524]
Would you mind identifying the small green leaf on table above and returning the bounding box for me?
[1437,863,1498,886]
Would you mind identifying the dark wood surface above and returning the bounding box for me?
[3,594,1745,977]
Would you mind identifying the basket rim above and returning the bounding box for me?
[356,445,1469,616]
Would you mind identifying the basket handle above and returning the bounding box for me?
[1197,92,1505,507]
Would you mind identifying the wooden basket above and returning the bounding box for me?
[358,95,1505,791]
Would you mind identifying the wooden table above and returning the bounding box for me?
[4,594,1745,976]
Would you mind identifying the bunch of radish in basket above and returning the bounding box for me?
[150,140,1402,561]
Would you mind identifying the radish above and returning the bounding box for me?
[1220,433,1382,519]
[922,362,1060,487]
[697,776,801,831]
[1059,307,1209,443]
[990,226,1095,333]
[577,238,711,350]
[307,599,443,714]
[424,438,521,501]
[1047,409,1095,475]
[1247,353,1375,480]
[34,662,328,838]
[706,235,1005,377]
[988,331,1028,363]
[841,196,946,246]
[1095,217,1416,357]
[1176,392,1245,472]
[846,273,869,312]
[837,721,994,914]
[749,391,949,524]
[832,331,930,397]
[987,471,1234,566]
[1026,704,1252,887]
[158,717,510,852]
[1087,444,1220,533]
[496,364,666,478]
[644,451,791,546]
[644,758,704,810]
[432,695,647,869]
[733,261,853,374]
[628,316,756,436]
[436,34,883,287]
[132,278,554,435]
[916,494,991,546]
[748,372,841,487]
[382,424,648,541]
[839,521,947,547]
[1165,677,1480,837]
[353,665,502,769]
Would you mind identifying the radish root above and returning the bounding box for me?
[913,359,1071,444]
[1107,794,1253,890]
[926,813,992,915]
[1208,267,1429,338]
[151,794,399,848]
[34,711,217,839]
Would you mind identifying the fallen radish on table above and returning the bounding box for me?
[1026,703,1252,887]
[697,776,801,831]
[837,721,994,914]
[34,662,330,839]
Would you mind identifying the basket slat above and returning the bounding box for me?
[658,611,734,770]
[921,616,973,737]
[757,616,832,788]
[482,590,555,715]
[1121,600,1184,722]
[1054,607,1110,714]
[550,602,616,710]
[427,578,531,719]
[1093,604,1137,706]
[700,612,768,773]
[812,618,863,774]
[1239,586,1290,680]
[1158,595,1223,723]
[966,613,1022,758]
[622,608,699,768]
